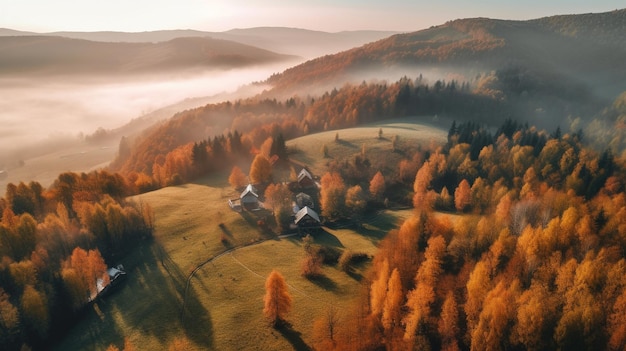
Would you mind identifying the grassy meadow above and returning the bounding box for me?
[53,120,446,350]
[286,117,446,177]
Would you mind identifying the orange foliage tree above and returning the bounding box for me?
[263,270,292,327]
[369,171,386,201]
[228,166,247,189]
[320,172,346,221]
[61,247,109,308]
[454,179,471,212]
[249,155,272,184]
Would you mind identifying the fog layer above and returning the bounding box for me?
[0,63,293,159]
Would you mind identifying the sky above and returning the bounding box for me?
[1,0,624,33]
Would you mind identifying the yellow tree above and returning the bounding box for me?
[263,270,292,327]
[512,282,557,351]
[320,172,346,220]
[438,291,460,351]
[63,247,109,304]
[470,280,520,351]
[465,261,492,333]
[413,161,433,209]
[369,171,386,201]
[345,185,367,219]
[382,268,403,334]
[403,236,446,341]
[312,304,340,349]
[228,166,247,190]
[21,284,49,339]
[370,259,390,318]
[454,179,471,212]
[608,289,626,351]
[249,155,272,184]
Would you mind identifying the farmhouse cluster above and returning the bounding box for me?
[228,168,321,231]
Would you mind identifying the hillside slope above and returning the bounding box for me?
[267,9,626,99]
[0,35,297,76]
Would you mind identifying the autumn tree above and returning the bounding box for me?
[370,259,390,318]
[249,155,272,184]
[263,270,292,327]
[21,285,49,339]
[403,235,446,341]
[345,185,367,220]
[62,247,109,307]
[228,166,247,189]
[438,291,460,351]
[608,289,626,351]
[465,261,492,333]
[512,282,558,351]
[313,304,340,349]
[300,236,322,278]
[0,288,20,348]
[260,137,273,159]
[382,268,403,334]
[264,183,292,212]
[320,172,346,220]
[471,280,520,351]
[454,179,471,212]
[369,171,386,202]
[413,161,434,209]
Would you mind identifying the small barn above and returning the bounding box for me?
[297,168,315,188]
[295,192,314,210]
[240,184,260,210]
[294,206,321,227]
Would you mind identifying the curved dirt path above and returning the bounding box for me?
[180,233,298,322]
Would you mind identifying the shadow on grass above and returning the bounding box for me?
[346,269,363,282]
[354,211,403,242]
[240,210,276,240]
[277,322,312,351]
[336,139,356,148]
[309,274,338,291]
[312,229,344,248]
[53,239,215,350]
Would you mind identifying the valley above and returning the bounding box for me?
[1,6,625,351]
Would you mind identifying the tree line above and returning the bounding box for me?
[111,75,524,192]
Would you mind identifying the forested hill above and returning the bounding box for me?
[266,9,626,99]
[0,36,297,76]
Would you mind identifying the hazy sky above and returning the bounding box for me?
[2,0,623,33]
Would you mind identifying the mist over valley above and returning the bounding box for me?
[2,5,626,351]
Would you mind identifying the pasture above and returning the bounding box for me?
[53,119,446,350]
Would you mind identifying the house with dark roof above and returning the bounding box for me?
[297,168,315,188]
[240,184,260,210]
[294,206,321,227]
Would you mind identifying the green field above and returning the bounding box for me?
[287,117,446,176]
[53,120,445,350]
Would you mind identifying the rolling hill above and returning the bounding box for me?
[266,9,626,100]
[0,27,398,59]
[0,35,298,76]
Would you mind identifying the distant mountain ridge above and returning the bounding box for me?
[266,9,626,99]
[0,27,398,59]
[0,35,297,76]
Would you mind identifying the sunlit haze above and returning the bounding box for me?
[1,0,623,32]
